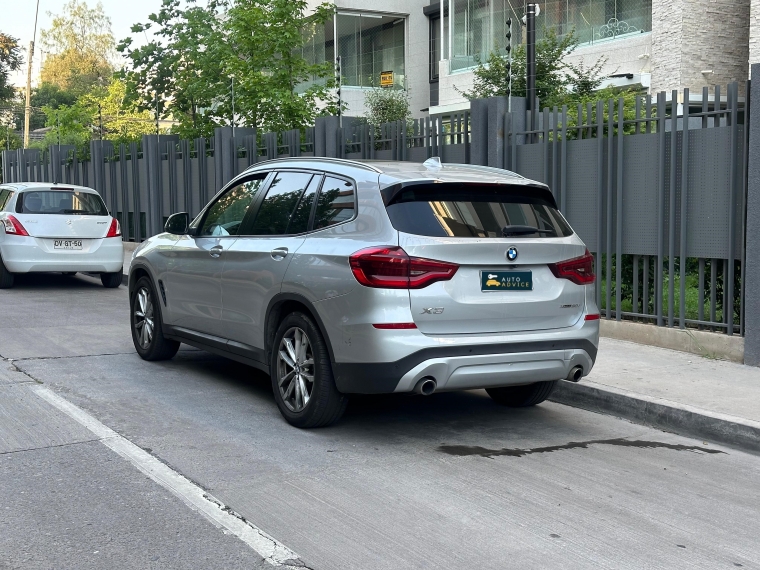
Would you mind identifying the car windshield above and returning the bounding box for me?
[17,190,108,216]
[385,183,573,238]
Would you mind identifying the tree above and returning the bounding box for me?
[364,88,412,126]
[29,83,78,129]
[0,33,23,104]
[120,0,231,139]
[120,0,339,138]
[40,1,115,95]
[80,78,156,146]
[224,0,339,133]
[37,78,159,156]
[459,29,611,109]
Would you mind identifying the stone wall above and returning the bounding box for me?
[750,0,760,76]
[652,0,750,95]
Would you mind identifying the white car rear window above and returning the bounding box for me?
[16,191,108,216]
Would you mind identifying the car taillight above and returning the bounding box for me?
[105,217,121,238]
[549,249,595,285]
[349,246,459,289]
[2,215,29,236]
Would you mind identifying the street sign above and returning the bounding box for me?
[380,71,394,87]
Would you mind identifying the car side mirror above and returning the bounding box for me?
[165,212,189,235]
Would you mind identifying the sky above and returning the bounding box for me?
[3,0,163,87]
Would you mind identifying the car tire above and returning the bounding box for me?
[486,381,558,407]
[130,276,180,361]
[101,270,122,288]
[0,256,14,289]
[270,312,347,428]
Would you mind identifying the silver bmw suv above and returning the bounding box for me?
[129,158,599,427]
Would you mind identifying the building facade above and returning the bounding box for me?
[306,0,753,119]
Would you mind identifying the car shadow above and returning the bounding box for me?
[168,349,563,439]
[6,273,107,290]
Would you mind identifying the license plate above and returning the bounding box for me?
[54,239,83,250]
[481,270,533,291]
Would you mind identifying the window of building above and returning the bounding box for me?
[447,0,652,73]
[336,13,406,88]
[298,13,406,90]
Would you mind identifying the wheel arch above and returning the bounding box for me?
[264,294,336,365]
[128,261,156,295]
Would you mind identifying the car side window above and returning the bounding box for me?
[246,171,313,236]
[285,175,322,234]
[314,176,355,230]
[200,175,266,236]
[0,190,12,210]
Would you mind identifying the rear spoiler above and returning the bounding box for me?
[380,180,559,209]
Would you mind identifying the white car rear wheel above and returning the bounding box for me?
[0,257,14,289]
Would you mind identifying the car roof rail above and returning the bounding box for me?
[245,157,383,174]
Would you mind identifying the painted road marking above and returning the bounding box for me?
[32,385,305,569]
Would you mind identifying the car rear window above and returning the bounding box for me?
[385,184,573,238]
[16,190,108,216]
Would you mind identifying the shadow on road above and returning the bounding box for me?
[165,349,559,439]
[4,273,106,290]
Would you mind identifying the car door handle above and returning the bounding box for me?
[209,245,224,258]
[271,247,289,260]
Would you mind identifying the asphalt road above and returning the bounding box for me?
[1,273,760,569]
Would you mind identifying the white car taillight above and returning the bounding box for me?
[105,217,121,238]
[2,216,29,236]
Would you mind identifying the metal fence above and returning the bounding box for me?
[504,84,747,336]
[0,83,748,337]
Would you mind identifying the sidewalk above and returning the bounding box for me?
[552,337,760,453]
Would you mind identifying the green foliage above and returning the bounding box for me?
[460,28,645,140]
[363,88,412,126]
[40,1,115,95]
[0,33,23,104]
[39,103,93,156]
[37,78,159,155]
[120,0,339,138]
[0,124,21,182]
[460,29,584,105]
[30,83,78,130]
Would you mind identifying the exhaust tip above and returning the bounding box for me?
[566,366,583,383]
[414,377,437,396]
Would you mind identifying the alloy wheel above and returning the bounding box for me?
[277,327,315,412]
[134,287,155,349]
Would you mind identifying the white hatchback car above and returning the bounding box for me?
[0,183,124,288]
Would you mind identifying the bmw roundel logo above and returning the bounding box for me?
[506,247,518,262]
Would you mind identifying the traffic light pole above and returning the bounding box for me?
[506,17,512,113]
[526,3,536,133]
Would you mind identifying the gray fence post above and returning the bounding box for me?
[744,65,760,365]
[1,150,12,183]
[470,98,488,166]
[487,96,507,168]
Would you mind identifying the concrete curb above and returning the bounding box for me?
[550,380,760,454]
[600,320,745,364]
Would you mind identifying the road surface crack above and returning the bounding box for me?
[0,438,101,456]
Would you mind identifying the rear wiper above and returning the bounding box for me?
[502,225,554,236]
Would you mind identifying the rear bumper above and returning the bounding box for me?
[0,236,124,273]
[332,334,598,394]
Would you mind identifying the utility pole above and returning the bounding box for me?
[336,56,342,129]
[154,91,159,136]
[525,4,538,137]
[231,75,236,138]
[506,17,512,113]
[24,0,41,149]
